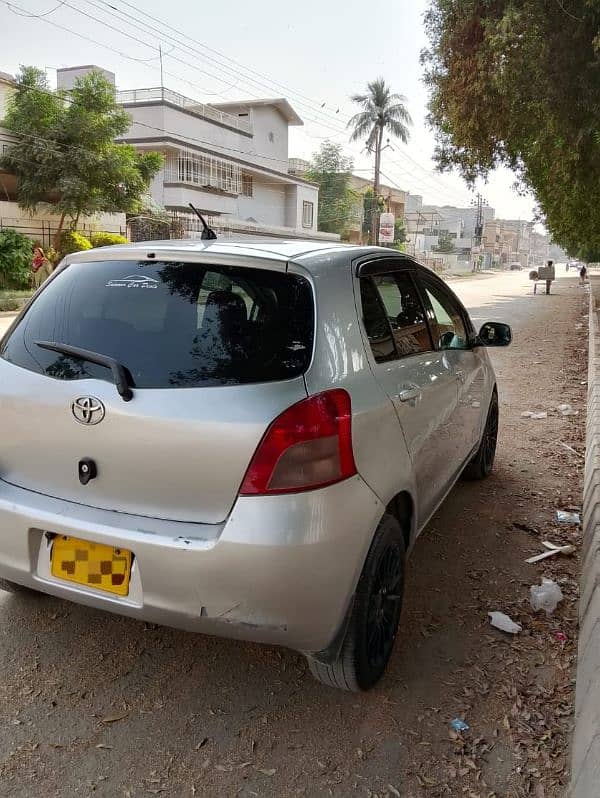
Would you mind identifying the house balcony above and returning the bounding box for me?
[164,149,242,195]
[117,88,253,135]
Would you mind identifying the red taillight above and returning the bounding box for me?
[240,389,357,495]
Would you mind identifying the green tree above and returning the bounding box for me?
[433,230,455,253]
[0,67,163,248]
[304,141,356,237]
[361,189,384,240]
[0,229,32,289]
[422,1,600,259]
[393,218,407,248]
[348,79,412,244]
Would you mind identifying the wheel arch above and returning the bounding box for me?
[385,490,415,552]
[307,490,415,665]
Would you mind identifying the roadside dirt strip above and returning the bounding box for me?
[0,277,587,797]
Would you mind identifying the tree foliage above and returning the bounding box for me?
[394,219,407,247]
[58,230,92,257]
[422,0,600,259]
[89,231,128,248]
[348,78,412,151]
[433,230,455,253]
[348,78,412,243]
[0,228,32,289]
[0,67,163,246]
[361,189,385,238]
[304,141,356,236]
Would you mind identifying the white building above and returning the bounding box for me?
[108,78,331,240]
[405,195,495,260]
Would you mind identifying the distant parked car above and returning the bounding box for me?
[0,240,511,690]
[510,262,523,271]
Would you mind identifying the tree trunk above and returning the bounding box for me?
[52,211,67,253]
[371,125,384,245]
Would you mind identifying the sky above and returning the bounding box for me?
[1,0,539,222]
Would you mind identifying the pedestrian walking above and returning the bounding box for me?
[580,263,588,285]
[31,243,52,289]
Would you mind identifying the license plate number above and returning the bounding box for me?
[50,536,132,596]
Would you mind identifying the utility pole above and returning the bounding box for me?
[371,124,383,246]
[472,192,484,247]
[471,192,487,271]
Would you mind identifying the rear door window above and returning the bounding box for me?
[1,260,314,388]
[363,273,432,357]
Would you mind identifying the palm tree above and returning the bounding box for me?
[348,78,412,244]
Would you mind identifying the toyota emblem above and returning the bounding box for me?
[71,396,105,425]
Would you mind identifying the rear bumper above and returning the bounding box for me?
[0,476,383,652]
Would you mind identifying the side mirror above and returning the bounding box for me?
[478,322,512,347]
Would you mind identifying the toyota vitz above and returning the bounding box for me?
[0,240,511,690]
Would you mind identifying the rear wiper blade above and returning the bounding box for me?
[35,340,134,402]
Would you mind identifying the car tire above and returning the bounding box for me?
[0,578,38,595]
[463,388,499,481]
[307,514,406,692]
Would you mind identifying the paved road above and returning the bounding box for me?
[0,271,584,797]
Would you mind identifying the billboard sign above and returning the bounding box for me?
[379,212,395,244]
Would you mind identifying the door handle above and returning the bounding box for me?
[398,385,422,403]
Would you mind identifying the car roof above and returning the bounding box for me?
[65,238,418,273]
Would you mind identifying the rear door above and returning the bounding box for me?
[417,272,486,459]
[357,261,459,526]
[0,257,314,524]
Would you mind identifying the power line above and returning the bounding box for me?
[2,66,466,207]
[85,0,473,202]
[64,0,353,137]
[6,0,65,17]
[57,0,471,202]
[92,0,347,126]
[4,0,473,206]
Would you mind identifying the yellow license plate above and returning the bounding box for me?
[51,536,132,596]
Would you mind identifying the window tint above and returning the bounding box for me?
[1,260,314,389]
[371,273,432,356]
[421,278,469,350]
[360,277,396,363]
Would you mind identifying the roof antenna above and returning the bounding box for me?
[188,203,217,240]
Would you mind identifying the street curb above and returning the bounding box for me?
[570,276,600,797]
[0,311,19,318]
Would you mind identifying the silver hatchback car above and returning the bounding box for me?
[0,240,510,690]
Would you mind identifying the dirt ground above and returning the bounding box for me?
[0,274,588,797]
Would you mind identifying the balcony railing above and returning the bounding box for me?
[164,149,242,195]
[117,87,252,135]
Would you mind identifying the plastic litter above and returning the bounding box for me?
[525,540,575,564]
[556,510,581,524]
[521,411,547,419]
[557,403,577,416]
[560,443,583,459]
[450,718,470,733]
[530,579,563,616]
[554,630,567,643]
[488,611,522,634]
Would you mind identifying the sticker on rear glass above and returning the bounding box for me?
[106,275,158,289]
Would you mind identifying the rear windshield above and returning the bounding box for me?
[1,260,314,388]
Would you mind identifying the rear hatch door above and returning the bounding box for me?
[0,256,314,524]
